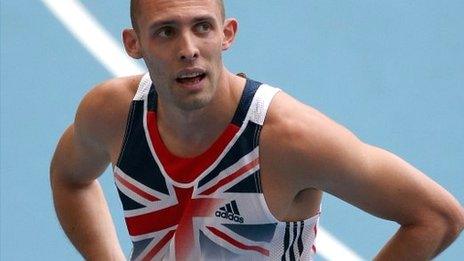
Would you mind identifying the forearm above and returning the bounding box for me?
[374,221,462,261]
[52,177,125,261]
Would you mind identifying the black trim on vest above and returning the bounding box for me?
[231,78,262,126]
[297,221,304,258]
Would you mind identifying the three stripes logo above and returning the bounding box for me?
[215,200,244,223]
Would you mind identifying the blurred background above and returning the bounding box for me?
[1,0,463,260]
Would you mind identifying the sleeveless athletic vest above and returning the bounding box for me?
[114,73,320,261]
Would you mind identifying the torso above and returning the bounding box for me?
[102,74,322,260]
[105,75,322,223]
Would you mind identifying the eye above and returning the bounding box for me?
[156,27,175,38]
[196,22,212,33]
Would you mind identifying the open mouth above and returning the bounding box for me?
[176,72,206,85]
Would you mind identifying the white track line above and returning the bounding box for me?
[316,227,363,260]
[41,0,144,77]
[41,1,364,260]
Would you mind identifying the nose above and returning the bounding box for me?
[177,31,199,62]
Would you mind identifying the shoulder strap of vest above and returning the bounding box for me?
[133,73,152,101]
[248,83,281,125]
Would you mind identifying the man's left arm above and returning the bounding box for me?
[338,145,464,260]
[266,92,464,260]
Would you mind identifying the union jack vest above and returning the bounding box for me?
[114,73,320,260]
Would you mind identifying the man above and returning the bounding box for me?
[50,0,464,260]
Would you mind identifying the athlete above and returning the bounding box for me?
[50,0,464,260]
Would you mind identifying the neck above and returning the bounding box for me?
[156,68,246,157]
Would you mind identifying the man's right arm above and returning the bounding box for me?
[50,84,127,260]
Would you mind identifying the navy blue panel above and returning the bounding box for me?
[117,187,145,210]
[197,122,261,188]
[225,171,261,193]
[117,101,169,195]
[199,230,239,259]
[231,78,261,126]
[131,238,153,260]
[147,84,157,111]
[223,223,277,243]
[116,102,137,166]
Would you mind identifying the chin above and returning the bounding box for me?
[175,95,212,111]
[171,80,217,111]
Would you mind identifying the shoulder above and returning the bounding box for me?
[260,90,364,190]
[76,75,141,119]
[74,75,143,151]
[262,90,351,147]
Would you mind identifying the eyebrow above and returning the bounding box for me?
[192,15,215,23]
[149,15,216,30]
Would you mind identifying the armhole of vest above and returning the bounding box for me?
[250,84,280,199]
[115,101,137,167]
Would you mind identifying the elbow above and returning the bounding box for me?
[413,204,464,247]
[435,204,464,243]
[450,206,464,239]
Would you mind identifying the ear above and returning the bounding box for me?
[122,28,143,59]
[222,18,238,51]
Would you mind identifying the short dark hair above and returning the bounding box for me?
[130,0,225,31]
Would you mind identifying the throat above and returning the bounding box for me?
[155,72,244,157]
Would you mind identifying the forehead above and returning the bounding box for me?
[137,0,221,25]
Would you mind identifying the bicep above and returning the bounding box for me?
[306,120,455,226]
[51,124,110,186]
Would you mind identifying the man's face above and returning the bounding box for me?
[133,0,230,111]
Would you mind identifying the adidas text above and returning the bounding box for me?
[215,210,244,223]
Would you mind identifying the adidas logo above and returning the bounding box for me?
[215,200,244,223]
